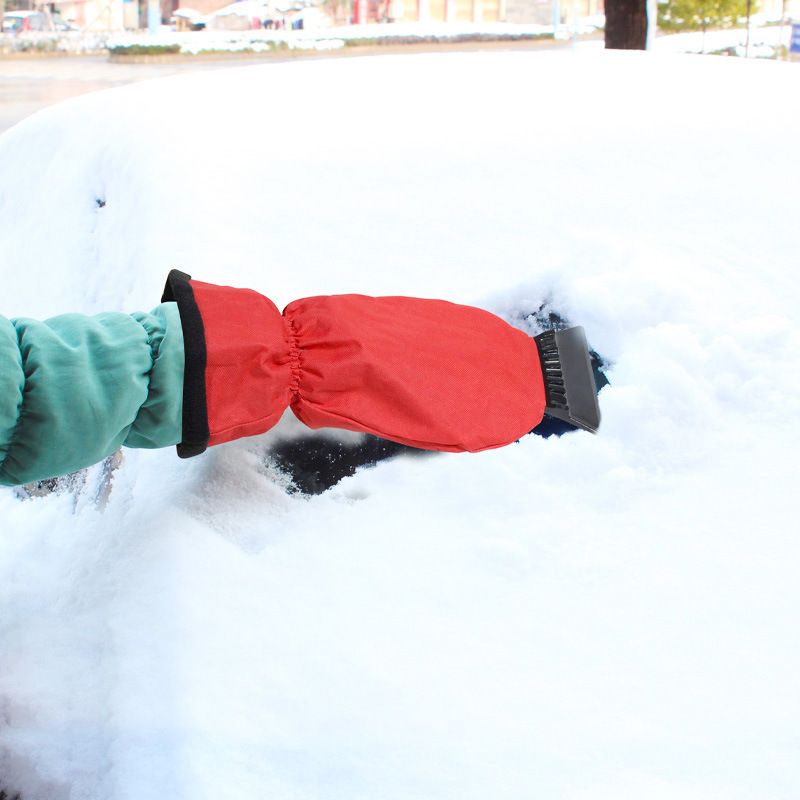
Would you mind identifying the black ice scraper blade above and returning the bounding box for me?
[534,326,601,434]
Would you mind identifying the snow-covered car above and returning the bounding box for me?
[0,50,798,800]
[172,6,206,30]
[1,10,76,33]
[205,0,271,29]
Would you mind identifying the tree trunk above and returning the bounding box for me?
[604,0,648,49]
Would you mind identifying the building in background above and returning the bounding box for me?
[354,0,504,22]
[2,0,136,28]
[356,0,601,23]
[52,0,133,28]
[4,0,797,34]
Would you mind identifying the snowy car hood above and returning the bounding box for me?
[0,50,798,800]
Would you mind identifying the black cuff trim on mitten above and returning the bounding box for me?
[162,269,210,458]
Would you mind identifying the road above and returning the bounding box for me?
[0,54,295,134]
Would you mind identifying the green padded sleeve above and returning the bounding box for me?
[0,302,184,487]
[0,317,25,471]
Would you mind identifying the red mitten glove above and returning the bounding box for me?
[162,270,546,458]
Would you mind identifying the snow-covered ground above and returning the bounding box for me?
[107,21,556,55]
[0,50,799,800]
[653,23,795,56]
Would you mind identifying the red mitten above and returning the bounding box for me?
[162,271,546,458]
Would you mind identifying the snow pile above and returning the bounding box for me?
[0,30,111,55]
[0,51,799,800]
[311,20,555,40]
[653,24,793,56]
[108,22,554,55]
[177,34,345,53]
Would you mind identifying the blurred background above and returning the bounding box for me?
[1,0,799,137]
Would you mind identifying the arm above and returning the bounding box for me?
[0,303,183,487]
[1,271,597,488]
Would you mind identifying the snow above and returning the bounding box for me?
[653,24,793,56]
[173,9,203,20]
[209,0,272,16]
[1,50,799,799]
[108,23,556,55]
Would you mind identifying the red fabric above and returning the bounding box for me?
[190,280,292,447]
[191,280,545,452]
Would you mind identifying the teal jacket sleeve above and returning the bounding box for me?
[0,302,184,487]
